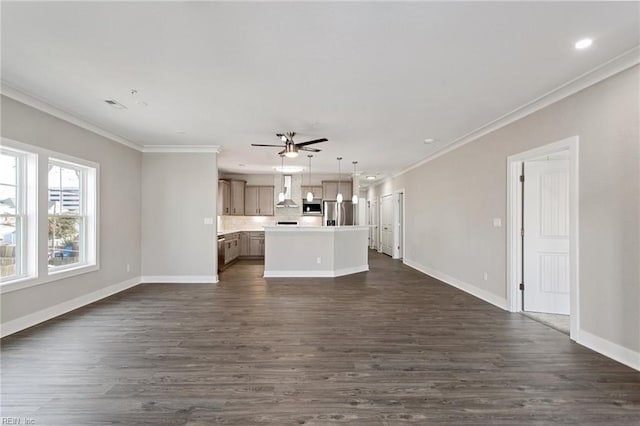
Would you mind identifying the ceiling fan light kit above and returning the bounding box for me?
[252,131,327,158]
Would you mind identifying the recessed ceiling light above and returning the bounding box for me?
[366,175,376,180]
[104,99,127,109]
[274,166,304,173]
[575,38,592,49]
[424,138,437,144]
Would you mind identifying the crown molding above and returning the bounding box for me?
[394,45,640,178]
[1,81,143,152]
[1,82,223,155]
[142,145,222,154]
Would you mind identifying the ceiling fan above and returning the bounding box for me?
[251,132,328,158]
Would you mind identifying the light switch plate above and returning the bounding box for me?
[204,217,214,225]
[493,218,502,227]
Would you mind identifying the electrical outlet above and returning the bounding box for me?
[483,272,488,281]
[317,257,321,264]
[126,264,131,272]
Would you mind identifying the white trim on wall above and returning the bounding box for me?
[403,258,508,310]
[506,136,580,339]
[0,276,141,338]
[1,82,142,151]
[263,265,368,278]
[577,329,640,372]
[395,46,639,178]
[142,145,222,154]
[141,275,219,284]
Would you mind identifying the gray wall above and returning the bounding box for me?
[368,66,640,354]
[0,95,142,325]
[141,152,218,280]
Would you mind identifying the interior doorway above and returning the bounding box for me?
[380,194,393,256]
[507,136,579,339]
[393,189,405,259]
[523,152,570,315]
[369,198,379,250]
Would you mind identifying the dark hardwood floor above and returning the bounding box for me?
[2,251,639,425]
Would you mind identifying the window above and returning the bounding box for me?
[0,150,23,279]
[48,159,97,271]
[0,139,98,290]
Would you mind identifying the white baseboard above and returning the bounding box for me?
[334,265,369,277]
[264,265,368,278]
[140,275,218,284]
[577,329,640,372]
[403,258,508,310]
[0,276,141,338]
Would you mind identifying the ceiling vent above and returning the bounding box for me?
[104,99,127,109]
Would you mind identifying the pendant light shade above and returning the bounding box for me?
[306,155,314,202]
[352,161,359,205]
[336,157,343,203]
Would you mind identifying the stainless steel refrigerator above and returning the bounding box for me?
[323,201,354,226]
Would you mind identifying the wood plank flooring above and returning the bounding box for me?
[2,251,639,425]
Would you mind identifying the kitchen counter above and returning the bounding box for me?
[217,228,265,236]
[263,225,369,278]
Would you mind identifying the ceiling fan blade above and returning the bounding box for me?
[251,144,285,147]
[277,149,286,156]
[296,138,328,147]
[299,147,321,152]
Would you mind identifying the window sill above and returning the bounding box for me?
[0,263,99,294]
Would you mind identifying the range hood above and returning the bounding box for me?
[276,175,298,208]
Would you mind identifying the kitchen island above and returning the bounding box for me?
[263,225,369,278]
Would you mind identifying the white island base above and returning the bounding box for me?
[263,226,369,278]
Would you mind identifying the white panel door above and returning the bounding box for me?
[524,159,570,314]
[369,199,379,250]
[380,194,394,256]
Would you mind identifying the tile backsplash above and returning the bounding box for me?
[217,173,326,231]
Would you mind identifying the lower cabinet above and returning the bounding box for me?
[224,233,241,264]
[240,231,265,258]
[221,231,265,269]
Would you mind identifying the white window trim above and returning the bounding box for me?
[47,158,97,273]
[0,145,37,283]
[0,138,99,294]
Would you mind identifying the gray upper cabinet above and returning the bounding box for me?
[245,185,274,216]
[217,180,231,215]
[321,180,352,201]
[218,179,246,216]
[229,180,245,215]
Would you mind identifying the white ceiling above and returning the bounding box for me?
[1,2,638,182]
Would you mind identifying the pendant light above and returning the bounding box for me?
[336,157,343,203]
[352,161,359,205]
[306,155,314,202]
[278,154,285,202]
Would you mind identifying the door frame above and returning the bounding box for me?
[380,193,394,255]
[506,135,580,339]
[393,188,405,259]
